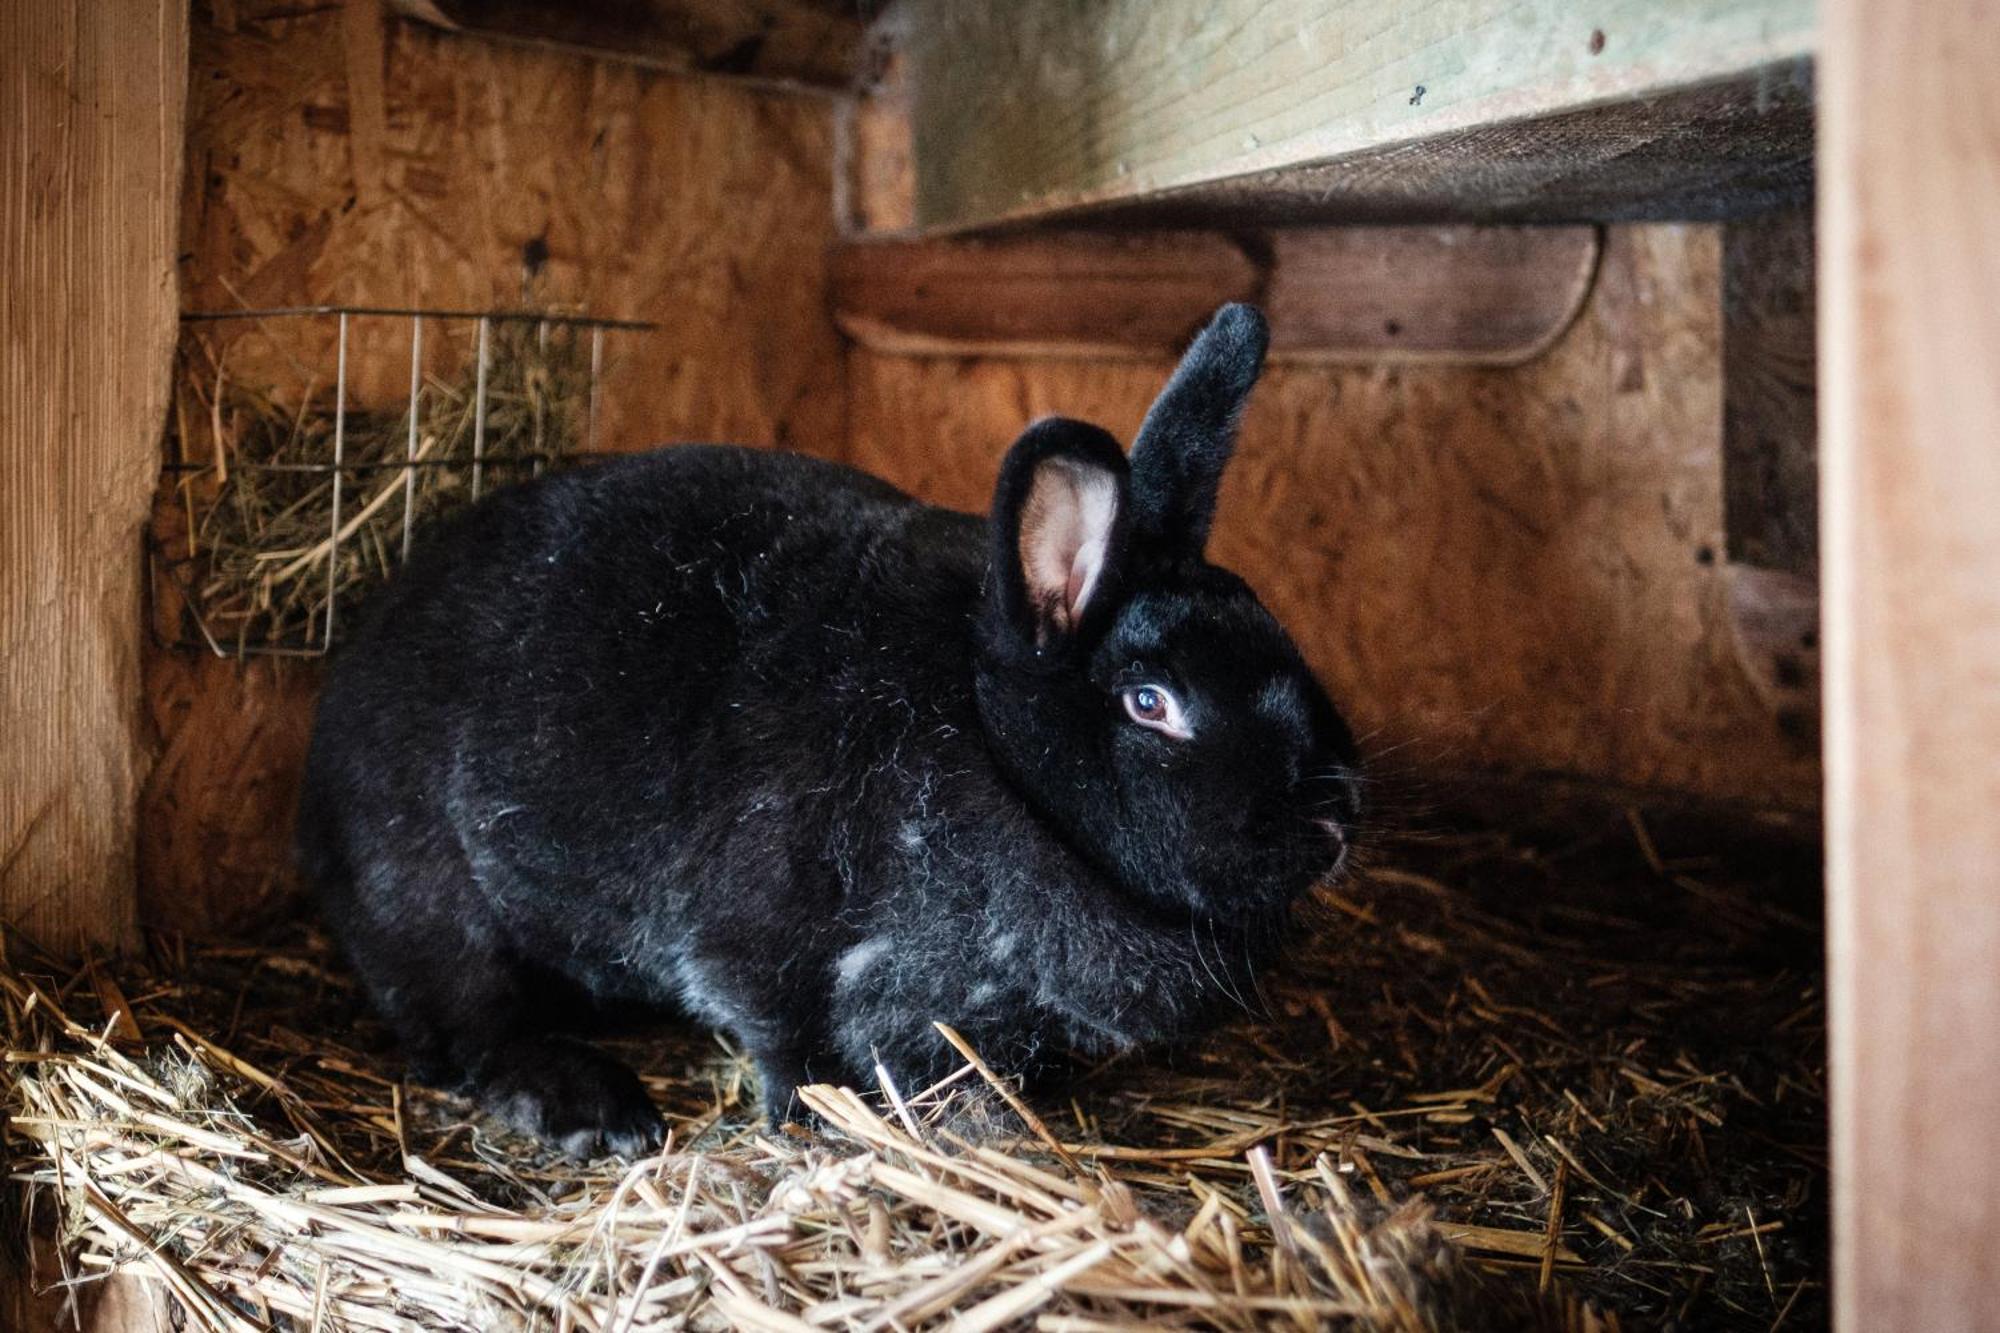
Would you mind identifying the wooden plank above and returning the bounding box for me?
[834,232,1256,360]
[5,1258,176,1333]
[0,0,187,953]
[834,226,1598,365]
[897,0,1815,231]
[1719,208,1819,761]
[1724,565,1818,759]
[840,43,914,234]
[386,0,864,90]
[1094,65,1814,229]
[1722,208,1816,578]
[1820,0,2000,1328]
[1263,228,1597,363]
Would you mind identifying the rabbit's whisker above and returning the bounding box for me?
[1240,930,1276,1021]
[1189,918,1251,1017]
[1207,916,1256,1017]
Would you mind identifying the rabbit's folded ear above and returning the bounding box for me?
[989,417,1130,648]
[1128,303,1270,556]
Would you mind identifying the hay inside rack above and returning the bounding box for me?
[158,312,609,656]
[3,798,1825,1330]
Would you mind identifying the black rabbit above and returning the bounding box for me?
[297,304,1361,1157]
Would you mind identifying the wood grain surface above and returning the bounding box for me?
[898,0,1815,230]
[1821,0,2000,1326]
[834,226,1599,365]
[2,0,188,952]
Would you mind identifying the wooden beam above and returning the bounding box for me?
[1,0,186,953]
[833,226,1599,365]
[1821,0,2000,1327]
[1723,208,1816,578]
[387,0,864,90]
[896,0,1814,231]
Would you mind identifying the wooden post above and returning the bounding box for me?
[0,0,187,952]
[1821,0,2000,1327]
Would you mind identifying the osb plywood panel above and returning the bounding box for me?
[845,226,1817,808]
[1,0,187,952]
[139,655,322,934]
[144,2,846,931]
[178,4,844,449]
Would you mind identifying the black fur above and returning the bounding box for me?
[298,303,1361,1156]
[1129,302,1268,556]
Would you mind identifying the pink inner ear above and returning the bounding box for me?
[1019,458,1119,636]
[1065,550,1097,613]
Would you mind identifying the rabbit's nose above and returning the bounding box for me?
[1315,816,1354,878]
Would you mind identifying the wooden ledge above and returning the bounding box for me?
[832,226,1600,365]
[894,0,1814,230]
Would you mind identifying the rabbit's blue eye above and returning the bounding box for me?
[1122,685,1192,740]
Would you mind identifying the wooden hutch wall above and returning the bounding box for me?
[147,3,847,929]
[148,3,1817,932]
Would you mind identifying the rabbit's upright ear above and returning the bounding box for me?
[1128,304,1269,557]
[989,417,1130,648]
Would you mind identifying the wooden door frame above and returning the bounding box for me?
[1820,0,2000,1326]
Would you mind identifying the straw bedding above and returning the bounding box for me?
[3,792,1824,1331]
[162,318,590,653]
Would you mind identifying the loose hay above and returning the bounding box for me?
[3,797,1824,1330]
[161,316,593,654]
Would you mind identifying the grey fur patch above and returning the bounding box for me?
[837,937,892,985]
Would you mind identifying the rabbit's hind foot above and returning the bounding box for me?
[474,1036,666,1160]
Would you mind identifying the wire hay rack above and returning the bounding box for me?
[152,305,654,658]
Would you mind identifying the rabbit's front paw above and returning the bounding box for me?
[476,1037,665,1160]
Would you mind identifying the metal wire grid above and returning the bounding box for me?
[154,306,654,658]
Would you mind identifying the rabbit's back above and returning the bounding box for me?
[296,306,1354,1152]
[301,445,988,1003]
